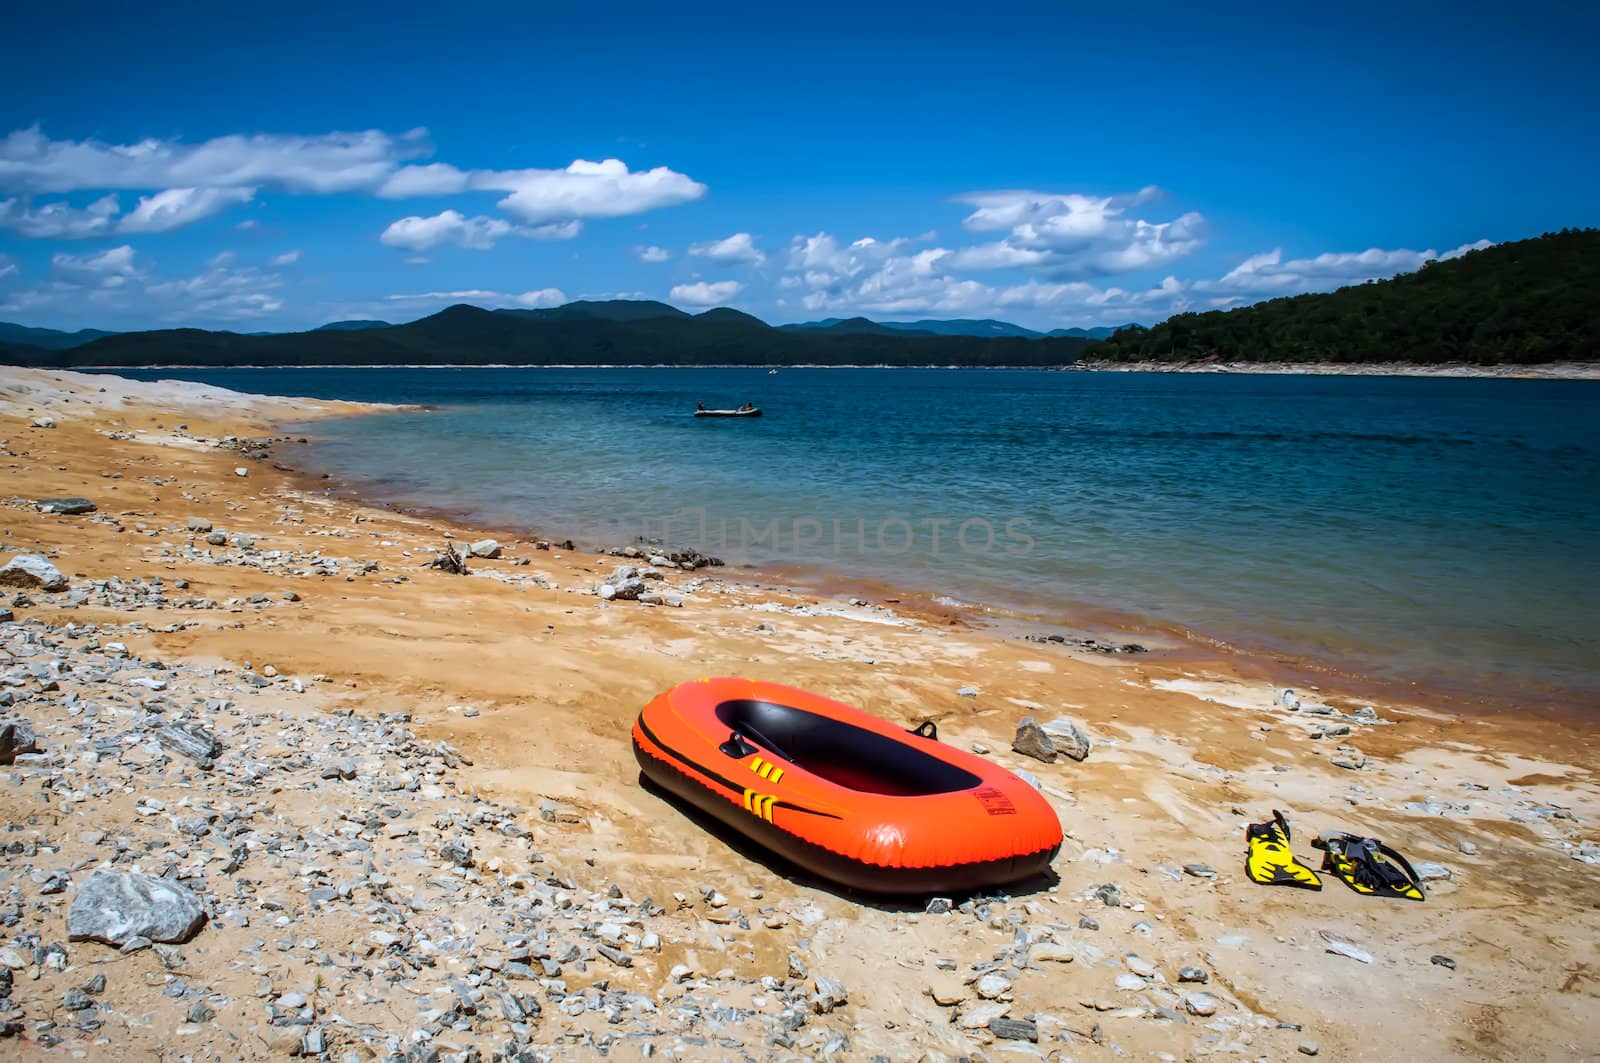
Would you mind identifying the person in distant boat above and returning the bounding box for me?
[696,402,706,411]
[739,402,754,412]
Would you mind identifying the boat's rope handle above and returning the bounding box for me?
[725,722,796,764]
[909,720,939,741]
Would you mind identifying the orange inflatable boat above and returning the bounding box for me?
[632,677,1063,894]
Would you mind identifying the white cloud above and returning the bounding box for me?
[0,186,254,238]
[0,247,287,324]
[376,157,706,226]
[632,244,671,263]
[373,162,470,198]
[0,253,16,279]
[52,244,141,284]
[0,127,705,238]
[119,187,256,234]
[482,159,705,225]
[1202,239,1493,302]
[271,249,302,267]
[670,280,744,305]
[950,187,1204,276]
[144,258,286,320]
[0,125,429,195]
[688,232,766,266]
[383,288,568,310]
[0,193,119,237]
[380,210,513,251]
[378,209,580,251]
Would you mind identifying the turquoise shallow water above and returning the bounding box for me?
[108,367,1600,710]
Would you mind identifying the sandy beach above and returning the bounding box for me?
[1,367,1597,1062]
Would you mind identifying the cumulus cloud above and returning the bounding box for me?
[0,245,287,324]
[51,244,142,284]
[376,158,706,226]
[270,249,302,267]
[0,127,706,239]
[0,186,253,238]
[950,187,1204,277]
[670,280,744,305]
[119,187,256,234]
[632,245,671,263]
[781,231,985,314]
[688,232,766,267]
[0,126,428,195]
[378,210,580,252]
[0,193,119,237]
[482,159,705,225]
[1203,239,1494,302]
[383,288,568,310]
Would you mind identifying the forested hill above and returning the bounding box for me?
[0,303,1091,368]
[1085,229,1600,364]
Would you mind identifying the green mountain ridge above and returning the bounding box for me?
[2,303,1089,368]
[1086,229,1600,364]
[0,322,121,350]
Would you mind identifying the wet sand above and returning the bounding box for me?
[2,366,1598,1061]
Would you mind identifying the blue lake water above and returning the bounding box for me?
[107,367,1600,711]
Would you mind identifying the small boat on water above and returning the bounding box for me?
[634,677,1062,893]
[694,406,762,418]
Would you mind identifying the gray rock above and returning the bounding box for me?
[957,686,978,698]
[1184,992,1218,1016]
[186,517,213,532]
[68,871,206,946]
[924,897,953,915]
[1299,1042,1320,1056]
[1040,717,1092,761]
[1430,954,1456,970]
[1414,861,1453,881]
[157,723,222,767]
[32,415,56,428]
[0,554,69,592]
[1458,839,1479,856]
[1177,966,1208,983]
[204,531,227,546]
[1183,863,1217,879]
[468,539,501,559]
[974,973,1012,1000]
[63,986,92,1011]
[812,975,847,1014]
[187,1000,215,1023]
[1011,717,1057,763]
[989,1016,1038,1042]
[36,498,96,515]
[0,718,41,764]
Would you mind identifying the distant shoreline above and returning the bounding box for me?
[52,359,1600,378]
[1071,359,1600,380]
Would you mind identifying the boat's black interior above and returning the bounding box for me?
[715,699,980,796]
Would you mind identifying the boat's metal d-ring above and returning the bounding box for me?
[909,720,939,741]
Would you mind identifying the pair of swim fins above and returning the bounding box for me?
[1245,809,1425,901]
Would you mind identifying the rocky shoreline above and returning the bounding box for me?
[1,366,1598,1061]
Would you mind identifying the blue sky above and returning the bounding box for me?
[1,1,1595,332]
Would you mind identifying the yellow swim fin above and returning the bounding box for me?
[1312,832,1425,901]
[1245,810,1323,890]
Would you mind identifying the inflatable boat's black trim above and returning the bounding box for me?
[713,699,980,797]
[636,714,839,820]
[635,736,1058,895]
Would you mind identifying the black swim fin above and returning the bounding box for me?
[1312,832,1425,901]
[1245,810,1323,890]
